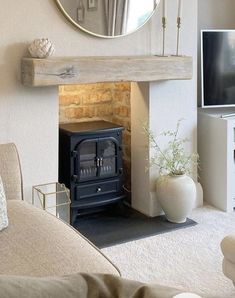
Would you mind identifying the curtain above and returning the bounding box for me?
[104,0,129,36]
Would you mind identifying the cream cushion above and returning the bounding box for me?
[0,273,184,298]
[0,200,119,277]
[0,176,8,231]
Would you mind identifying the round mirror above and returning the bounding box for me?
[56,0,160,38]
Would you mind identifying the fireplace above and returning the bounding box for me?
[18,55,195,219]
[59,120,125,225]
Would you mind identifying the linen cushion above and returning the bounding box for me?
[0,273,184,298]
[0,176,8,231]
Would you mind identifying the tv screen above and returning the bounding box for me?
[201,30,235,107]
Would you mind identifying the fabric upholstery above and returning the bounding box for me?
[222,259,235,282]
[0,143,23,201]
[0,176,8,231]
[221,234,235,264]
[0,273,185,298]
[221,234,235,283]
[0,200,119,277]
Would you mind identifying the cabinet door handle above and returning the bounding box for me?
[96,157,100,167]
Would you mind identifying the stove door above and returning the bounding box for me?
[76,139,99,181]
[74,137,120,182]
[98,138,118,178]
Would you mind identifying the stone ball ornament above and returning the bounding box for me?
[28,38,55,58]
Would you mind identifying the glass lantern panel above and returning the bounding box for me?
[32,183,71,223]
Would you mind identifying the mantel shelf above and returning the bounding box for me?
[21,55,193,87]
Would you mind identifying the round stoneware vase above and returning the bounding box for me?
[156,174,196,223]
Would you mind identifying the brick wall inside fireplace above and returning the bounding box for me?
[59,82,131,201]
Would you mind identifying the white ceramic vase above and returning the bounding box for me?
[156,174,196,223]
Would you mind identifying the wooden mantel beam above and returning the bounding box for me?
[21,55,193,87]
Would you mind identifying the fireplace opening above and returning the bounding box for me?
[59,82,132,222]
[57,82,197,246]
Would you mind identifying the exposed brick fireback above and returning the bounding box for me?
[59,82,132,198]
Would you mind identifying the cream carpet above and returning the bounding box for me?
[102,205,235,298]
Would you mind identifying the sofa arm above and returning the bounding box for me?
[0,143,23,201]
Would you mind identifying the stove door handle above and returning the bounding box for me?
[99,157,103,167]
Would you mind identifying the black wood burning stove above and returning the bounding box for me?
[59,121,125,225]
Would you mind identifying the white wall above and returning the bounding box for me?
[150,0,198,161]
[132,0,198,216]
[0,0,197,208]
[198,0,235,31]
[0,0,159,201]
[150,0,198,213]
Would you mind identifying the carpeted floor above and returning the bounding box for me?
[102,205,235,298]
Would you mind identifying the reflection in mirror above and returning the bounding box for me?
[56,0,160,38]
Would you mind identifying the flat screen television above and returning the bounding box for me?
[201,30,235,108]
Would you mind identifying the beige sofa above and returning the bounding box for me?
[0,143,119,277]
[0,143,204,297]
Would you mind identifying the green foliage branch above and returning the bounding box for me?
[144,119,199,176]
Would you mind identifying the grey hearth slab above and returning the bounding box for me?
[74,204,197,249]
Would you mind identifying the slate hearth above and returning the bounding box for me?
[74,203,197,248]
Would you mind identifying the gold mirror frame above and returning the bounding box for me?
[55,0,160,39]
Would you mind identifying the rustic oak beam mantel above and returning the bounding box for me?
[21,55,193,87]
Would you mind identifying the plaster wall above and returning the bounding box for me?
[0,0,197,211]
[131,0,198,215]
[0,0,160,201]
[198,0,235,31]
